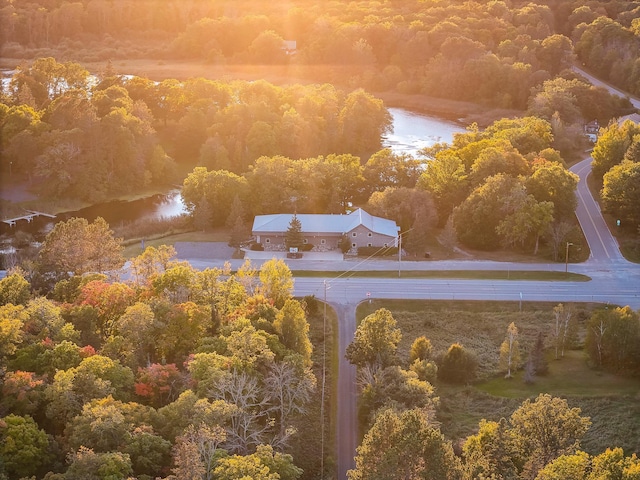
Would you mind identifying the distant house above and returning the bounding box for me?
[251,208,400,251]
[584,120,599,142]
[281,40,297,56]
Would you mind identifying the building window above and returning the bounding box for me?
[303,239,308,244]
[352,243,357,248]
[384,243,388,247]
[352,232,357,237]
[367,243,372,247]
[265,238,270,244]
[368,232,372,237]
[320,239,326,245]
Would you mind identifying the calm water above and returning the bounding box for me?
[0,190,185,239]
[0,104,463,238]
[384,108,465,155]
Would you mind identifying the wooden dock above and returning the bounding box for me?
[3,210,56,226]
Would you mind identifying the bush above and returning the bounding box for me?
[357,246,399,257]
[301,243,314,251]
[303,295,319,316]
[438,343,477,384]
[250,242,264,251]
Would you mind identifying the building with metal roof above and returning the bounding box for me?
[252,208,399,251]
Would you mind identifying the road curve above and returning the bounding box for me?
[570,156,627,265]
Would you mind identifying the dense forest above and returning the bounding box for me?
[2,0,640,104]
[1,55,636,258]
[2,1,640,478]
[1,222,640,479]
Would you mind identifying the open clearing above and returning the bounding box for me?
[357,299,640,455]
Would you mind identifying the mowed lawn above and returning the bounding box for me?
[357,299,640,455]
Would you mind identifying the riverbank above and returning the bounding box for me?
[1,57,524,128]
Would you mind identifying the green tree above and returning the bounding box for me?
[363,148,423,195]
[591,120,640,186]
[65,446,133,480]
[0,270,31,306]
[359,366,437,427]
[509,394,591,478]
[0,414,50,479]
[526,160,579,221]
[585,306,640,372]
[274,299,312,364]
[285,214,304,251]
[453,174,521,250]
[417,152,468,223]
[338,89,392,154]
[182,167,248,227]
[345,308,401,369]
[38,217,124,276]
[438,343,477,384]
[499,322,521,378]
[193,195,214,232]
[463,418,518,480]
[348,408,463,480]
[602,160,640,228]
[497,194,554,255]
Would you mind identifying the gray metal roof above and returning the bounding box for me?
[252,208,399,237]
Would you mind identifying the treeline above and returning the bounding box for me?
[591,120,640,234]
[344,306,640,479]
[2,1,639,111]
[554,0,640,98]
[186,115,582,256]
[0,217,328,479]
[0,58,390,201]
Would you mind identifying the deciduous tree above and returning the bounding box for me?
[258,259,294,309]
[274,299,312,364]
[348,408,463,480]
[499,322,521,378]
[509,394,591,478]
[346,308,401,370]
[39,217,124,276]
[0,414,50,479]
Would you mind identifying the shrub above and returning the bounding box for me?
[357,246,399,257]
[250,242,264,251]
[438,343,477,384]
[301,243,314,251]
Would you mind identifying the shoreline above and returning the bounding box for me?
[1,57,523,128]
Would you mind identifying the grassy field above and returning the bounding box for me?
[356,299,640,455]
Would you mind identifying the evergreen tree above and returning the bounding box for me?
[285,214,304,251]
[193,196,213,232]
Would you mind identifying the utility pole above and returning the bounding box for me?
[320,280,327,478]
[398,232,402,277]
[565,242,573,273]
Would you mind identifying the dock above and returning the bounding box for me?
[3,210,56,226]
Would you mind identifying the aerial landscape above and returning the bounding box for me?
[1,0,640,479]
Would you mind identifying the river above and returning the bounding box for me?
[0,107,464,242]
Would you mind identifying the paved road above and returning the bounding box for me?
[570,156,627,265]
[573,66,640,110]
